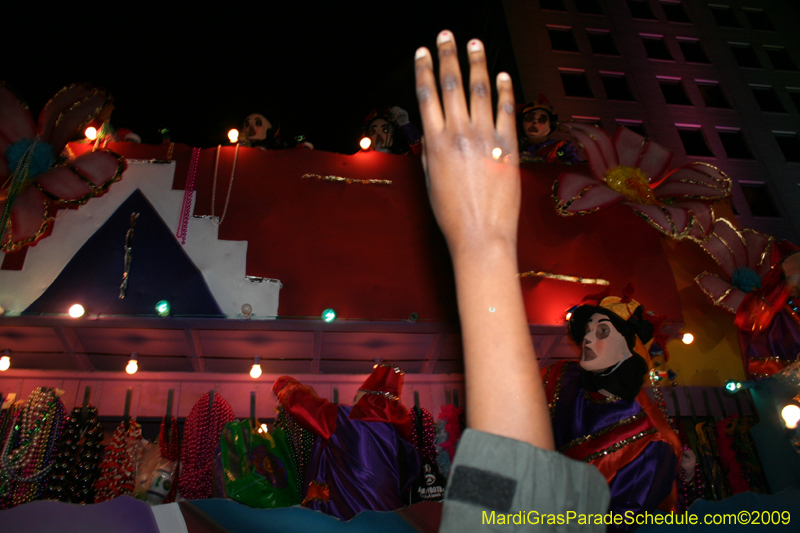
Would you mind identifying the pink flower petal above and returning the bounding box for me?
[655,163,731,200]
[674,200,715,238]
[37,84,111,155]
[553,171,625,214]
[0,82,36,146]
[627,203,693,238]
[695,272,745,314]
[700,218,747,276]
[742,229,774,275]
[0,186,51,253]
[35,150,126,205]
[613,128,673,184]
[561,122,618,180]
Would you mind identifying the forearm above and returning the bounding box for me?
[451,239,554,450]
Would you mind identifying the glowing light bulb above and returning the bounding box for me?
[126,359,138,374]
[85,127,98,140]
[0,356,10,371]
[565,312,572,321]
[724,379,741,393]
[322,308,337,323]
[68,304,85,318]
[250,364,262,379]
[155,300,170,317]
[682,333,694,344]
[228,129,239,143]
[782,404,800,429]
[491,147,503,160]
[259,423,268,433]
[360,137,371,151]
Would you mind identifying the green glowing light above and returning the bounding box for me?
[155,300,170,317]
[322,308,337,323]
[725,380,740,393]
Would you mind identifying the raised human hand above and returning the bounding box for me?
[414,31,520,260]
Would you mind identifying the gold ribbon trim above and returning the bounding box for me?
[519,270,610,286]
[302,173,392,185]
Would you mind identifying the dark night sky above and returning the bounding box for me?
[1,2,521,154]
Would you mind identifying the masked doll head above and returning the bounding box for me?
[241,113,272,143]
[519,94,558,144]
[361,109,409,154]
[568,296,654,402]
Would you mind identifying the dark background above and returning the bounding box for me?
[1,1,522,153]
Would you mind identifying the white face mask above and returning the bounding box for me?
[243,113,271,141]
[367,119,393,150]
[580,313,631,373]
[523,109,551,140]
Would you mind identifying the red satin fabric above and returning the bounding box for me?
[277,378,338,440]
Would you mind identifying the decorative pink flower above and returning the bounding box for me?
[553,123,731,240]
[694,218,774,313]
[0,83,126,252]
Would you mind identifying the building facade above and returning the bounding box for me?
[503,0,800,241]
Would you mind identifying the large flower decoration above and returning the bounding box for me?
[694,218,774,314]
[553,123,731,240]
[0,82,126,252]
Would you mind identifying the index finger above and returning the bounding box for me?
[415,46,444,135]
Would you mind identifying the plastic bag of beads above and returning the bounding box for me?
[219,420,300,508]
[132,440,177,504]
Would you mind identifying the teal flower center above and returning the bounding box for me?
[732,267,762,293]
[5,138,54,180]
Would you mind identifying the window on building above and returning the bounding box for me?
[711,5,741,28]
[774,132,800,162]
[575,0,603,15]
[788,90,800,112]
[560,70,594,98]
[697,81,731,108]
[765,47,798,71]
[616,120,648,137]
[659,78,693,105]
[662,2,692,23]
[679,39,710,63]
[587,30,619,55]
[741,183,781,217]
[743,9,775,31]
[677,127,714,156]
[717,128,754,159]
[642,35,674,60]
[548,27,580,52]
[730,44,762,68]
[751,86,786,113]
[571,116,603,128]
[602,73,636,101]
[540,0,567,10]
[628,0,657,19]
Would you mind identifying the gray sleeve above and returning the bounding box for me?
[440,429,610,532]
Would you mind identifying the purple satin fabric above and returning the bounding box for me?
[551,363,677,532]
[742,310,800,369]
[305,405,420,521]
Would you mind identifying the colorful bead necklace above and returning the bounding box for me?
[94,420,143,502]
[45,406,103,503]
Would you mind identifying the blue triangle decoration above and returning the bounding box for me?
[25,189,223,317]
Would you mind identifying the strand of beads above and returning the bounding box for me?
[45,406,103,503]
[94,420,143,502]
[408,407,437,464]
[159,415,180,503]
[274,406,314,501]
[0,387,65,508]
[178,392,234,500]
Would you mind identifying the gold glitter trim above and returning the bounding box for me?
[582,427,658,462]
[551,179,604,217]
[1,197,53,253]
[519,270,610,286]
[583,389,623,404]
[693,272,738,313]
[559,412,645,453]
[302,173,391,185]
[548,363,570,418]
[631,206,694,240]
[357,389,400,402]
[35,150,126,206]
[166,142,175,160]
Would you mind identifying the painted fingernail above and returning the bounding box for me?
[437,31,452,45]
[468,40,482,52]
[498,72,511,82]
[415,47,428,60]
